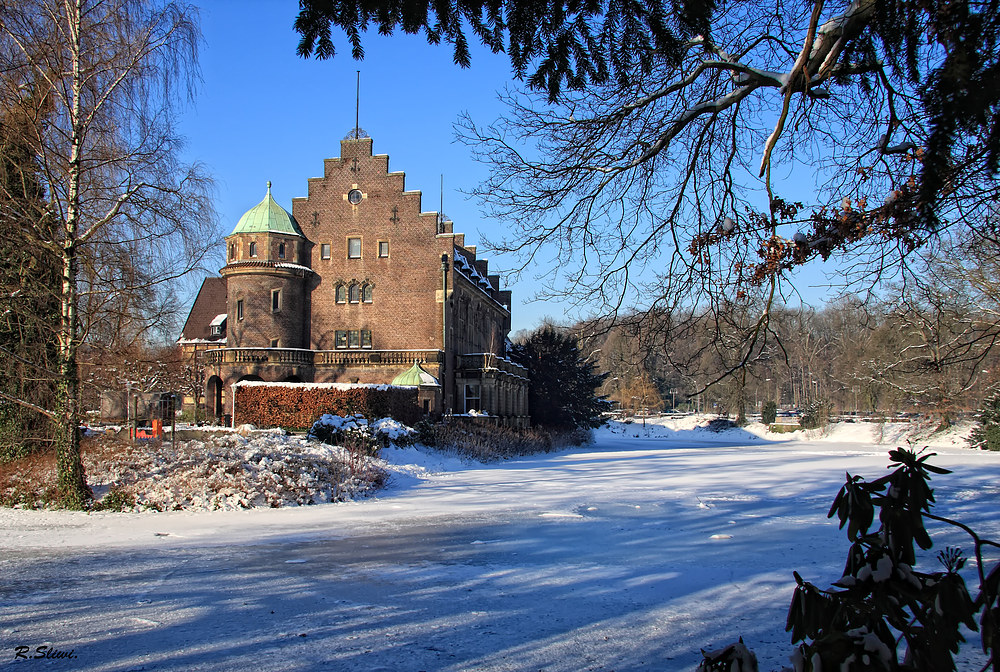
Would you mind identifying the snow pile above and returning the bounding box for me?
[600,414,974,447]
[85,431,386,512]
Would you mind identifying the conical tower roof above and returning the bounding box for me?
[391,362,440,387]
[231,182,303,236]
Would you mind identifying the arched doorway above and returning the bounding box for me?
[206,375,224,419]
[282,374,303,383]
[236,374,264,383]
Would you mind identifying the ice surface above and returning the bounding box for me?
[0,417,995,672]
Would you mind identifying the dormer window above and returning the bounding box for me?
[209,313,227,336]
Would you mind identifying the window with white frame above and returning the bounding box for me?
[347,237,361,258]
[464,384,481,413]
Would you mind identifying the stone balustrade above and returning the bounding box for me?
[205,348,444,368]
[457,353,527,378]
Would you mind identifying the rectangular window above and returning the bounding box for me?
[347,237,361,258]
[361,329,372,348]
[321,243,331,260]
[464,384,481,413]
[236,299,244,321]
[271,289,281,312]
[378,241,389,258]
[270,338,279,348]
[334,330,347,349]
[348,330,360,348]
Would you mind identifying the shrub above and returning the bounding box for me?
[94,488,135,511]
[761,400,778,425]
[234,383,420,429]
[421,421,589,460]
[706,418,737,432]
[970,390,1000,451]
[799,398,831,430]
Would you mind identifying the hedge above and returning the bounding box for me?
[232,382,420,429]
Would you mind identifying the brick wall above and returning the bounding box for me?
[225,271,307,349]
[293,138,454,353]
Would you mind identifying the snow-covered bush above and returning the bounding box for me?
[969,390,1000,451]
[307,413,416,454]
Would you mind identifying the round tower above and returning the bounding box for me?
[221,182,310,350]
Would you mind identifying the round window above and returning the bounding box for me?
[347,189,363,205]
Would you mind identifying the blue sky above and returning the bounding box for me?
[176,1,563,332]
[176,1,837,333]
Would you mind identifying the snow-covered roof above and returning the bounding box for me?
[210,313,228,327]
[231,381,407,391]
[452,248,509,311]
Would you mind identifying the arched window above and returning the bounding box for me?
[249,241,257,257]
[348,283,360,303]
[362,283,373,303]
[278,242,286,259]
[229,243,236,260]
[335,284,346,303]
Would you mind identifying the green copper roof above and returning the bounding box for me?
[231,182,304,237]
[392,362,440,387]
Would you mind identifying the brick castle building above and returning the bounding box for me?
[178,135,529,425]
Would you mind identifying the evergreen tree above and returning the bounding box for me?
[761,400,777,426]
[969,390,1000,451]
[0,85,60,461]
[510,326,608,430]
[294,0,712,102]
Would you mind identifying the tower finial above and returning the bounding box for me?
[355,70,360,139]
[266,180,272,192]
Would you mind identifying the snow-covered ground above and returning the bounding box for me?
[1,417,996,671]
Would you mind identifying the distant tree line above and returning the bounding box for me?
[576,256,1000,424]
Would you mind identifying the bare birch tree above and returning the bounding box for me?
[0,0,214,507]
